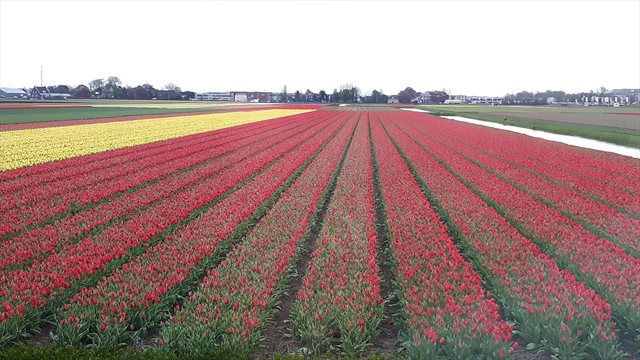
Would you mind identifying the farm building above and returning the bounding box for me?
[29,86,70,100]
[30,86,50,99]
[0,88,28,98]
[412,92,432,104]
[193,92,233,101]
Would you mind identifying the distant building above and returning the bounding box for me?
[434,94,503,105]
[49,92,72,99]
[466,95,503,105]
[387,95,399,104]
[30,86,50,99]
[230,91,273,103]
[233,93,248,102]
[0,88,28,98]
[412,92,432,104]
[193,92,233,101]
[304,90,317,102]
[582,90,637,106]
[194,91,274,102]
[610,89,639,104]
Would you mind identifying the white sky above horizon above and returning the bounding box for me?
[1,0,639,96]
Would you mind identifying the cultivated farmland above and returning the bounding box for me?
[0,106,638,359]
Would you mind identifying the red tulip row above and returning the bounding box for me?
[290,118,384,357]
[159,115,357,355]
[0,111,332,238]
[0,114,294,209]
[0,115,256,185]
[437,113,640,186]
[416,120,640,257]
[379,113,622,359]
[0,114,329,271]
[419,114,640,214]
[54,112,349,347]
[0,114,336,345]
[0,107,317,184]
[369,117,514,359]
[404,118,640,338]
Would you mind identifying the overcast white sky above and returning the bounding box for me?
[1,0,639,96]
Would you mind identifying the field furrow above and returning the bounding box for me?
[370,115,513,358]
[290,117,383,357]
[409,115,640,256]
[404,116,640,338]
[1,105,638,359]
[0,113,330,271]
[159,113,357,356]
[0,111,332,238]
[54,112,349,347]
[0,109,312,170]
[0,114,332,345]
[0,114,296,200]
[440,115,640,181]
[425,115,640,209]
[380,112,622,359]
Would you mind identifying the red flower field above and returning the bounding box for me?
[1,107,638,359]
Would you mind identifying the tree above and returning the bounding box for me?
[332,89,339,103]
[515,91,534,104]
[89,78,104,91]
[164,83,182,100]
[48,85,70,93]
[129,84,156,100]
[282,85,288,102]
[319,90,327,102]
[165,83,181,93]
[503,93,516,104]
[371,90,381,103]
[106,76,121,88]
[102,76,122,98]
[369,89,389,104]
[72,85,91,98]
[338,84,360,103]
[294,90,301,102]
[181,91,195,100]
[112,86,128,99]
[397,87,418,104]
[429,90,449,104]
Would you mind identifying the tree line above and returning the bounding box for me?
[503,87,617,105]
[43,76,194,100]
[34,78,625,105]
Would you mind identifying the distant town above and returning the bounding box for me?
[0,78,638,107]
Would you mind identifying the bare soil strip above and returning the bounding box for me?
[257,115,360,358]
[366,113,401,358]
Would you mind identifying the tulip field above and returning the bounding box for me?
[0,106,639,359]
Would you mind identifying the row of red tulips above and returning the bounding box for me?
[0,114,336,346]
[0,114,328,271]
[404,117,640,339]
[421,113,640,215]
[0,112,332,238]
[0,114,281,188]
[369,116,514,358]
[0,114,295,211]
[159,115,357,356]
[438,112,640,187]
[379,112,623,359]
[54,113,348,347]
[290,118,384,357]
[421,120,640,257]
